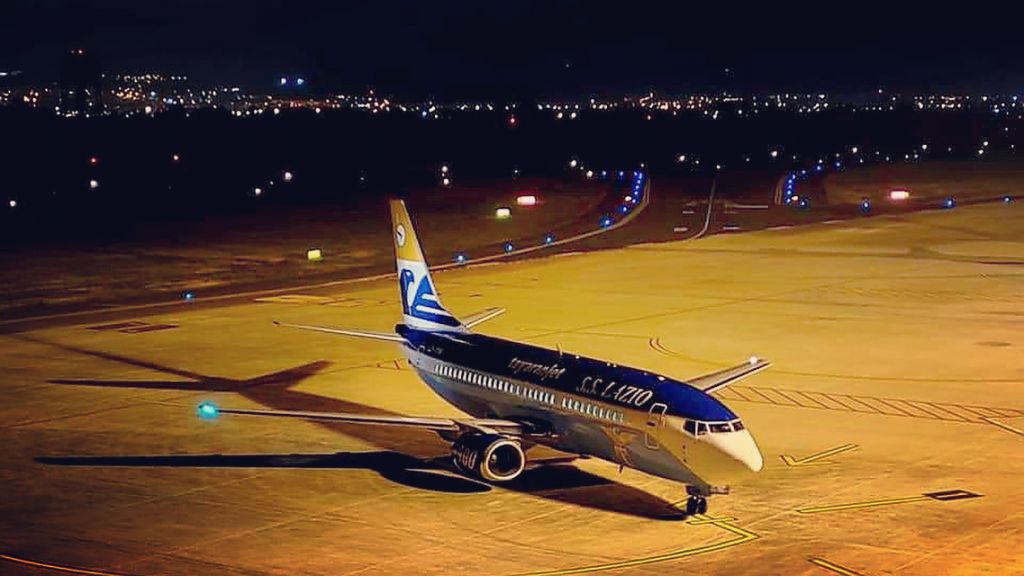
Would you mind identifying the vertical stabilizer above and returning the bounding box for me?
[390,199,465,332]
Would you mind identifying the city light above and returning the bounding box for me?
[283,171,294,182]
[8,200,16,208]
[253,187,263,196]
[515,195,537,206]
[495,207,511,219]
[306,248,323,261]
[89,179,99,190]
[889,189,910,200]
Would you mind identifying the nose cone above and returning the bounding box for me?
[707,429,764,473]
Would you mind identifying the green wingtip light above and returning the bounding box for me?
[197,402,219,420]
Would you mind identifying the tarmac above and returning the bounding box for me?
[1,189,1022,576]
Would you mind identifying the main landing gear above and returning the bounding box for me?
[684,495,708,515]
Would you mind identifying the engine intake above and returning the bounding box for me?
[451,433,525,482]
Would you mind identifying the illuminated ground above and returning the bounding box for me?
[1,196,1022,575]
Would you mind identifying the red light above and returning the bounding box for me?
[508,115,517,127]
[89,157,98,166]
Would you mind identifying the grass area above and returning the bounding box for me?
[0,178,610,317]
[824,159,1024,205]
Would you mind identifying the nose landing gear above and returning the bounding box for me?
[684,495,708,516]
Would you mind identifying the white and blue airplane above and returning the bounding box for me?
[203,198,769,514]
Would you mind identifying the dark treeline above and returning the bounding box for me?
[0,104,1013,242]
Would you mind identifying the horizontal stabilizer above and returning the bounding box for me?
[461,307,506,329]
[689,357,771,394]
[274,321,405,342]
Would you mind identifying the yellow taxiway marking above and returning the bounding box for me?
[511,514,757,576]
[984,417,1024,437]
[796,495,929,514]
[0,553,133,576]
[781,443,858,467]
[686,514,738,525]
[808,557,869,576]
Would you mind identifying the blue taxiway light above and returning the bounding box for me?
[197,402,219,419]
[860,199,872,213]
[1003,195,1013,203]
[798,198,809,209]
[544,233,555,245]
[182,291,195,301]
[503,242,514,253]
[454,252,467,264]
[943,197,957,209]
[619,205,630,214]
[599,216,613,228]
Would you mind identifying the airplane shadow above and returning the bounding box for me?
[36,451,493,494]
[26,335,687,521]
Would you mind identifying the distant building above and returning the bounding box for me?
[59,48,103,114]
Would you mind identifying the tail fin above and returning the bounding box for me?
[390,199,465,332]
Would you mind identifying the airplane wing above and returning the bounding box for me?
[461,307,506,329]
[199,403,529,436]
[273,321,405,342]
[688,357,771,394]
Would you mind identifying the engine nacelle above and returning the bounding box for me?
[451,433,525,482]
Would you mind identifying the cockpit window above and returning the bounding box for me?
[683,420,697,435]
[696,422,708,435]
[732,420,744,431]
[709,422,732,434]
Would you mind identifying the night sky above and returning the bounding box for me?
[2,1,1022,98]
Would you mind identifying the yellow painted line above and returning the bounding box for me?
[809,557,868,576]
[796,495,928,514]
[781,443,858,467]
[686,514,738,525]
[984,417,1024,437]
[510,516,758,576]
[0,553,133,576]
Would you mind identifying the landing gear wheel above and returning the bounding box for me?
[684,496,698,516]
[696,497,708,515]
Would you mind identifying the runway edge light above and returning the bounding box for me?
[197,402,219,420]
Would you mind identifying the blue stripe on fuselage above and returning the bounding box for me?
[395,325,736,422]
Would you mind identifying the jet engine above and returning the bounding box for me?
[451,433,525,482]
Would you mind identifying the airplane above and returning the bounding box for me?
[200,198,770,515]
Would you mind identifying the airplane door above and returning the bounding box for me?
[644,402,668,449]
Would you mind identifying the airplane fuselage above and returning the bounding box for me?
[397,325,763,493]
